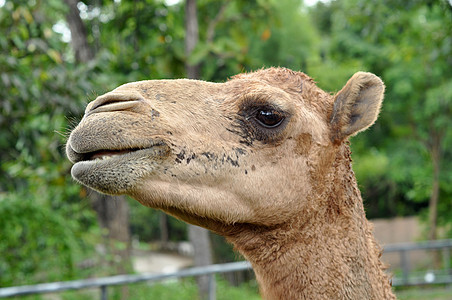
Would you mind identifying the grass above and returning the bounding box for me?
[9,279,452,299]
[395,286,452,300]
[126,278,261,300]
[10,277,261,300]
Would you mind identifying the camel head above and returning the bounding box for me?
[66,68,384,234]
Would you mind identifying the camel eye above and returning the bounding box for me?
[234,99,290,145]
[255,109,285,128]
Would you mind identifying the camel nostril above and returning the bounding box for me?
[86,92,144,114]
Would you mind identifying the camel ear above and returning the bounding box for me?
[330,72,384,142]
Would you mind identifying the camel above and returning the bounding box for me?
[66,67,396,299]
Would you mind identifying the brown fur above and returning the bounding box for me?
[66,67,395,299]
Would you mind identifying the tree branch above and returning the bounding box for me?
[206,1,230,44]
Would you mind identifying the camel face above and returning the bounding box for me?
[67,68,384,230]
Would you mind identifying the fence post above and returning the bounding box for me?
[208,274,216,300]
[444,247,451,274]
[100,285,107,300]
[400,249,410,285]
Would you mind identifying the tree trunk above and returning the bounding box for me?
[428,132,441,242]
[427,131,442,268]
[90,192,133,271]
[159,211,169,247]
[185,1,215,299]
[185,0,200,79]
[63,0,94,63]
[428,157,440,242]
[90,193,132,299]
[188,224,215,300]
[64,2,132,298]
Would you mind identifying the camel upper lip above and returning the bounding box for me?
[67,140,169,164]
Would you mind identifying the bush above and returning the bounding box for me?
[0,192,98,286]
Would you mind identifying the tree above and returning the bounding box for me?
[0,0,105,285]
[7,0,452,292]
[63,2,133,295]
[184,1,215,299]
[309,0,452,239]
[63,0,94,62]
[381,2,452,240]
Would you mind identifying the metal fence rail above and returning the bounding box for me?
[1,239,451,299]
[384,239,452,287]
[0,261,252,299]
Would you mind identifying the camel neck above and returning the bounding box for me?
[225,144,395,299]
[227,207,394,299]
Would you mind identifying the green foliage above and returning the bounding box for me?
[246,0,319,70]
[190,0,278,80]
[129,198,187,242]
[211,232,242,263]
[2,0,452,290]
[0,192,99,286]
[0,0,112,286]
[309,0,452,227]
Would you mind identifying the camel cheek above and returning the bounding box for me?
[295,133,312,156]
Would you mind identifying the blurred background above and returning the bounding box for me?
[0,0,451,299]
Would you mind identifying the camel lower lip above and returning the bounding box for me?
[70,146,169,194]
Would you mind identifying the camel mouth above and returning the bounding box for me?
[67,140,170,164]
[68,141,171,194]
[84,148,143,162]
